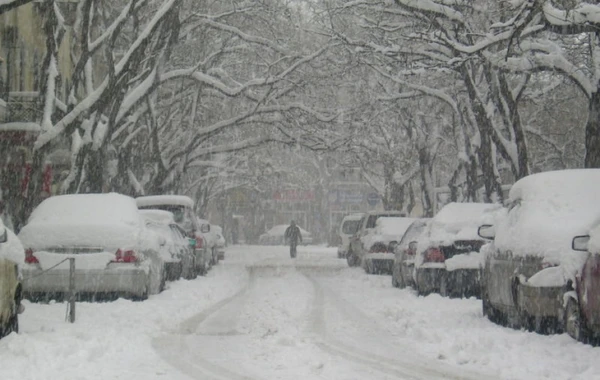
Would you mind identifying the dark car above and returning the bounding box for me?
[567,233,600,344]
[414,202,498,298]
[479,169,600,334]
[392,218,431,289]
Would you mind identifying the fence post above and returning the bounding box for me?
[68,258,75,323]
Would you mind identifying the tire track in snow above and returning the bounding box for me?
[303,272,499,380]
[152,269,259,380]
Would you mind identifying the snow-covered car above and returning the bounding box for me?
[136,195,210,276]
[479,169,600,334]
[392,218,431,289]
[140,210,196,281]
[19,193,166,301]
[414,202,499,298]
[0,219,25,339]
[346,210,406,267]
[195,217,218,266]
[569,229,600,344]
[212,225,226,260]
[258,224,313,245]
[361,217,416,275]
[337,213,364,259]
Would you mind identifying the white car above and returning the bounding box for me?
[19,193,166,301]
[259,224,313,245]
[196,217,218,266]
[212,225,226,260]
[361,217,417,275]
[337,213,364,258]
[140,209,196,281]
[0,219,25,338]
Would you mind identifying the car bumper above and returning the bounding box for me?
[22,267,149,297]
[517,284,563,318]
[415,267,444,295]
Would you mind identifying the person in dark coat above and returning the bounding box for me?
[284,220,302,258]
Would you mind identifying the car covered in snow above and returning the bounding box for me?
[336,213,364,259]
[568,229,600,345]
[479,169,600,334]
[258,224,313,245]
[414,202,499,298]
[19,193,166,301]
[136,195,210,276]
[392,218,431,289]
[361,216,416,275]
[0,219,25,339]
[140,209,196,281]
[212,225,226,260]
[346,210,406,267]
[195,217,218,266]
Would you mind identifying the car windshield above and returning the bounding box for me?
[342,220,361,234]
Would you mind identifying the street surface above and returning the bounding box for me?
[1,245,599,380]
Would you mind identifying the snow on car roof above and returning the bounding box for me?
[429,202,501,243]
[495,169,600,264]
[362,217,417,247]
[139,209,175,224]
[26,193,141,226]
[135,195,194,208]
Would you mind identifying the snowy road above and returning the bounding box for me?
[1,245,599,380]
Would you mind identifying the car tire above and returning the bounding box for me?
[565,298,587,343]
[346,251,360,267]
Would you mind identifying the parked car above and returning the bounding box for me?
[136,195,210,276]
[258,224,313,245]
[568,230,600,344]
[196,217,218,266]
[337,213,364,259]
[0,219,25,338]
[19,193,166,301]
[392,218,431,289]
[361,217,416,275]
[140,210,196,281]
[479,169,600,334]
[213,225,226,260]
[414,202,498,298]
[346,210,406,267]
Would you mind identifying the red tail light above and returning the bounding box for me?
[25,248,39,264]
[424,247,445,263]
[113,249,139,263]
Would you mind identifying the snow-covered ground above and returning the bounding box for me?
[1,244,599,380]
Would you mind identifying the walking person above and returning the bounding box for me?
[284,220,302,258]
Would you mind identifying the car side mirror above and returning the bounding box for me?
[201,224,210,233]
[408,241,417,251]
[478,224,496,239]
[0,228,6,243]
[572,235,590,252]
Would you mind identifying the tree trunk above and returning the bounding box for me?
[585,89,600,167]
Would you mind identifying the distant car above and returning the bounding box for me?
[213,225,226,260]
[136,195,210,276]
[19,193,166,301]
[392,218,431,289]
[361,217,416,275]
[0,219,25,339]
[569,230,600,344]
[346,210,406,267]
[258,225,313,245]
[414,202,498,298]
[140,210,196,281]
[479,169,600,334]
[196,217,218,266]
[337,213,364,259]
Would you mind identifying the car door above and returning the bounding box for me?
[580,252,600,328]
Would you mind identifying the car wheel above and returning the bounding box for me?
[346,251,359,267]
[565,298,587,343]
